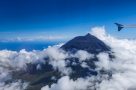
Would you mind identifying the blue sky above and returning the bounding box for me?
[0,0,136,41]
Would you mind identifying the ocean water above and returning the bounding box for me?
[0,41,61,51]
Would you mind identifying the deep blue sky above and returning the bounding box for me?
[0,0,136,41]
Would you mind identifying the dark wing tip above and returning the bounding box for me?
[114,23,123,31]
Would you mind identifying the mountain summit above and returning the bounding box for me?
[61,33,110,53]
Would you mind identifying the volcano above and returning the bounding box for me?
[61,33,110,54]
[12,33,111,90]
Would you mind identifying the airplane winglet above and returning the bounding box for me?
[115,23,124,31]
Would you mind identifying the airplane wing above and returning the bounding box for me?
[115,23,124,31]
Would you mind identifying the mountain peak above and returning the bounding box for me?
[85,33,91,37]
[61,33,110,54]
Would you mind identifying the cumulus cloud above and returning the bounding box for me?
[90,27,136,90]
[0,49,44,90]
[0,49,45,70]
[96,52,110,70]
[44,45,68,61]
[41,76,92,90]
[73,50,94,61]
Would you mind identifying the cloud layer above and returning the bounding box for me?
[0,27,136,90]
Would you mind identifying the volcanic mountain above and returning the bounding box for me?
[61,33,110,54]
[12,33,111,90]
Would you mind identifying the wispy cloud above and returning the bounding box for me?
[0,35,67,42]
[0,31,70,42]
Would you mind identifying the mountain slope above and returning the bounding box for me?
[61,33,110,53]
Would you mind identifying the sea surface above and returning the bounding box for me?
[0,41,62,51]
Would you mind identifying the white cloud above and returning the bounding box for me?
[96,52,110,70]
[0,49,45,70]
[0,35,66,42]
[44,45,68,61]
[0,80,28,90]
[41,76,91,90]
[90,27,136,90]
[73,50,94,61]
